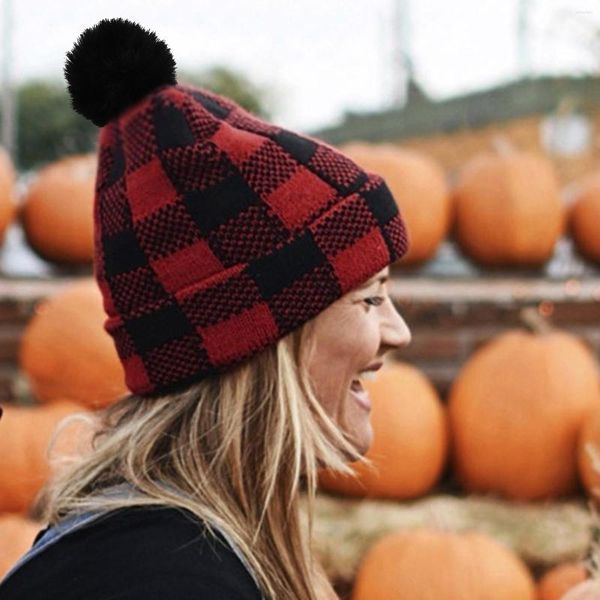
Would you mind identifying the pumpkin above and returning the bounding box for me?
[0,400,92,513]
[536,562,588,600]
[318,362,448,499]
[19,278,128,409]
[20,153,96,264]
[352,528,536,600]
[0,514,42,578]
[577,405,600,502]
[448,307,600,500]
[452,142,564,267]
[340,142,451,266]
[567,172,600,264]
[0,145,17,245]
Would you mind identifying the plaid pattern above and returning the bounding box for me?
[94,84,410,395]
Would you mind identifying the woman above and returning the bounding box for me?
[0,18,411,600]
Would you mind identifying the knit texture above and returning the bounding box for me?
[93,84,409,395]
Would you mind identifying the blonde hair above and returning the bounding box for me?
[35,318,368,599]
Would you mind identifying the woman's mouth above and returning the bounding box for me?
[350,379,371,411]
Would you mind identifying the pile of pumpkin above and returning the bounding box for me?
[2,137,600,270]
[340,139,600,271]
[0,279,126,580]
[2,279,600,599]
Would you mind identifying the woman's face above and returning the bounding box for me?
[305,266,412,455]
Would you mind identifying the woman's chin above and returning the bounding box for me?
[333,428,373,463]
[352,422,374,456]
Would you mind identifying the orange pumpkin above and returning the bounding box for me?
[577,405,600,501]
[0,400,92,513]
[340,143,451,266]
[0,145,17,245]
[536,562,588,600]
[448,309,600,500]
[567,172,600,264]
[319,362,448,499]
[452,146,564,267]
[20,153,96,264]
[19,278,128,409]
[352,529,536,600]
[0,514,42,578]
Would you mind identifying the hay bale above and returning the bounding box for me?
[307,492,592,584]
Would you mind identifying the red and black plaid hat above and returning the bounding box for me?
[65,18,410,396]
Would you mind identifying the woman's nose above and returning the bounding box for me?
[382,304,412,350]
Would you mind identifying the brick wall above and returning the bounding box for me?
[1,273,599,404]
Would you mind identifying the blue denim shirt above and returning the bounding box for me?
[0,482,264,597]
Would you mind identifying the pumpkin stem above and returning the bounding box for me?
[491,134,516,157]
[519,306,554,335]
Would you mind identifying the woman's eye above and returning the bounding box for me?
[364,296,385,307]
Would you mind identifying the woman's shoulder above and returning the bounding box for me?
[0,505,263,600]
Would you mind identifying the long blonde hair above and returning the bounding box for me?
[35,318,368,599]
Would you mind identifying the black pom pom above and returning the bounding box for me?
[64,18,177,127]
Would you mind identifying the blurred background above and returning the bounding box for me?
[3,2,600,599]
[2,0,600,276]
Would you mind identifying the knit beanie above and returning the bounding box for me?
[64,18,410,396]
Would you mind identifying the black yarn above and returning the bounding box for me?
[64,18,177,127]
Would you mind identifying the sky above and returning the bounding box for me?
[2,0,600,132]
